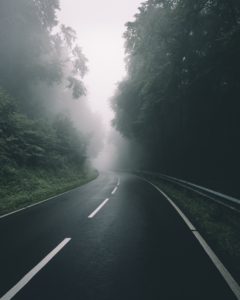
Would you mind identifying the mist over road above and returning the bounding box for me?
[0,173,237,300]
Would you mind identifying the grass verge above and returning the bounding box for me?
[150,178,240,284]
[0,166,98,216]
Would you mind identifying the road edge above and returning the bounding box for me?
[0,174,98,220]
[140,176,240,300]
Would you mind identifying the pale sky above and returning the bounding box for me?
[58,0,142,128]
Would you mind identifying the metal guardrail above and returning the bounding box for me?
[134,170,240,213]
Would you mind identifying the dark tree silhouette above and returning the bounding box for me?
[112,0,240,189]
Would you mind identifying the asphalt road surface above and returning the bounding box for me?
[0,172,238,299]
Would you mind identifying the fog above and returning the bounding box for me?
[58,0,143,169]
[1,1,239,189]
[0,0,145,174]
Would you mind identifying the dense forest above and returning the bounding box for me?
[112,0,240,192]
[0,0,98,213]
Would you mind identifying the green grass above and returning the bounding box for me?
[0,166,98,215]
[151,178,240,284]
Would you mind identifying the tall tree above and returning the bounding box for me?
[0,0,87,110]
[112,0,240,181]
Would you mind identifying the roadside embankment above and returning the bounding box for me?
[0,166,98,216]
[152,178,240,284]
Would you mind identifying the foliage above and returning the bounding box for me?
[0,1,95,213]
[153,178,240,282]
[0,88,88,183]
[0,165,98,215]
[112,0,240,180]
[0,0,87,104]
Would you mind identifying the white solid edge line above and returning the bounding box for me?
[141,177,240,300]
[144,179,196,231]
[88,199,109,219]
[0,238,71,300]
[111,186,118,195]
[157,173,240,213]
[193,231,240,300]
[0,185,82,220]
[117,178,120,186]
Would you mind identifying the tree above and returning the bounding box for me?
[0,0,88,109]
[112,0,240,181]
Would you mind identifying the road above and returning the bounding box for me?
[0,172,238,299]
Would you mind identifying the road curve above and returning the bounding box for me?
[0,172,237,299]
